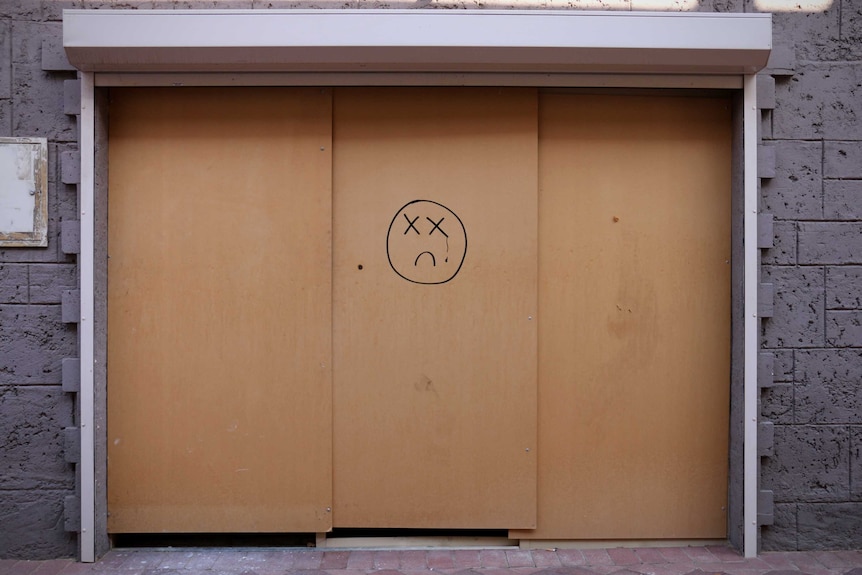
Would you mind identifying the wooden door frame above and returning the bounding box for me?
[68,9,769,561]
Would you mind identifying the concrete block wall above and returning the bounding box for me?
[757,0,862,551]
[0,0,80,560]
[0,0,860,560]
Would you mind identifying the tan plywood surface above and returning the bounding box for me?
[332,88,538,529]
[513,94,731,540]
[107,88,333,533]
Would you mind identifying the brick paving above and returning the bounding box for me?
[0,547,861,575]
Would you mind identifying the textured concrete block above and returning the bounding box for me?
[827,311,862,347]
[29,264,76,304]
[44,0,85,23]
[759,351,775,388]
[760,141,822,220]
[758,489,774,525]
[762,384,793,425]
[761,266,825,348]
[757,75,776,110]
[761,503,797,551]
[63,80,80,116]
[758,213,774,248]
[796,350,862,424]
[0,305,76,385]
[12,64,76,142]
[824,141,862,179]
[799,222,862,264]
[798,503,862,550]
[852,427,862,501]
[758,145,776,179]
[825,181,862,220]
[0,263,28,303]
[63,494,80,533]
[61,290,79,323]
[60,150,80,185]
[827,266,862,310]
[63,426,79,463]
[0,386,74,491]
[773,349,794,382]
[766,45,795,76]
[61,357,80,393]
[0,21,11,100]
[774,64,862,140]
[41,38,75,72]
[759,283,775,318]
[11,21,61,67]
[759,421,774,456]
[762,221,797,265]
[747,1,840,62]
[0,491,76,560]
[0,99,11,138]
[0,0,42,20]
[60,220,80,255]
[762,425,849,502]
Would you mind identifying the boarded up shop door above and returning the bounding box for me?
[331,88,538,529]
[107,87,727,538]
[107,88,334,533]
[512,93,731,540]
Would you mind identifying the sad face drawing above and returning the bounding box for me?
[387,200,467,285]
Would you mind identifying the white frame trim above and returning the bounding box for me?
[64,10,770,75]
[69,9,768,562]
[743,73,759,558]
[79,71,96,564]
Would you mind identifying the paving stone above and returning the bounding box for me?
[374,552,401,570]
[293,551,322,569]
[320,551,350,570]
[682,549,716,564]
[634,549,667,565]
[534,567,605,575]
[557,550,586,567]
[345,551,374,570]
[507,551,535,568]
[482,550,511,568]
[607,550,639,566]
[427,551,456,569]
[452,550,481,569]
[582,551,613,566]
[533,551,563,568]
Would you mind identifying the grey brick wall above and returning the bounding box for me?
[0,0,860,560]
[758,0,862,551]
[0,0,79,561]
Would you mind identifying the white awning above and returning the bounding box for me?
[63,10,771,75]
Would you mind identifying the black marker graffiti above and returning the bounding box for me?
[386,200,467,285]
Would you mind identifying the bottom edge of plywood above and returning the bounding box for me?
[516,539,728,550]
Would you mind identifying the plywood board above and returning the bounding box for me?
[332,87,538,529]
[107,88,333,533]
[513,93,731,540]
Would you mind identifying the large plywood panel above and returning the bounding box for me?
[514,94,731,540]
[332,88,538,529]
[107,88,333,533]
